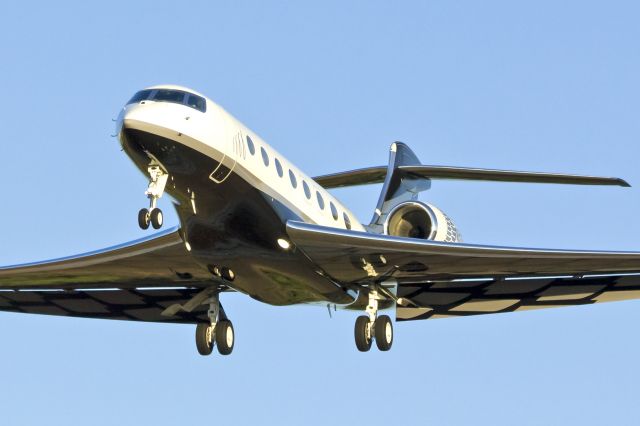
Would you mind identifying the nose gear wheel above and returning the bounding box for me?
[138,161,168,230]
[138,208,150,230]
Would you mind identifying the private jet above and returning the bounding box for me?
[1,84,638,356]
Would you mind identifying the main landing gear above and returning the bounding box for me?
[354,290,393,352]
[138,162,168,230]
[195,293,235,356]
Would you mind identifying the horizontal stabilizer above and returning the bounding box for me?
[313,165,630,188]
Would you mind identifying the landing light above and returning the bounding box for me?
[277,238,291,250]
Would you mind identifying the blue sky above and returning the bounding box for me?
[1,1,640,424]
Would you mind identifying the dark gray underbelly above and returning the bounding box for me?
[121,128,354,306]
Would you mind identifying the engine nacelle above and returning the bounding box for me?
[383,201,462,242]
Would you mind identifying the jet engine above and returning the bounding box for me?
[383,201,462,242]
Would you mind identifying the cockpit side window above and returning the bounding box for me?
[127,89,153,105]
[186,94,207,112]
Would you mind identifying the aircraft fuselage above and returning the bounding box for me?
[117,85,360,306]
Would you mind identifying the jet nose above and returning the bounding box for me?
[121,102,161,131]
[115,101,151,137]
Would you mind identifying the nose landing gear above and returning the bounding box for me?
[138,206,163,230]
[138,162,168,230]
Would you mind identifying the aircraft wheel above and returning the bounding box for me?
[374,315,393,351]
[195,323,214,356]
[150,208,163,229]
[138,208,150,230]
[354,315,372,352]
[215,320,234,355]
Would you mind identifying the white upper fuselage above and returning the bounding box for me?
[117,85,364,231]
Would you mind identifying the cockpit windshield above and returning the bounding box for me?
[127,89,153,105]
[126,89,207,113]
[153,89,185,103]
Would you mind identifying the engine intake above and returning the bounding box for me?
[383,201,461,242]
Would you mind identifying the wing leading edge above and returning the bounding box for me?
[0,227,212,289]
[286,221,640,320]
[286,221,640,280]
[0,227,218,323]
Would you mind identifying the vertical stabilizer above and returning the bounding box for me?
[367,142,430,233]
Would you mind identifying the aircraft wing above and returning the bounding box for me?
[286,221,640,320]
[0,227,217,323]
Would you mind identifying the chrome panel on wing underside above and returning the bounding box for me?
[286,220,640,283]
[0,288,216,324]
[0,227,213,289]
[396,274,640,321]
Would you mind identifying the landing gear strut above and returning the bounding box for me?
[194,293,235,356]
[138,162,168,230]
[354,290,393,352]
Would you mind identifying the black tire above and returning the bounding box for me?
[195,323,213,356]
[150,208,163,229]
[215,320,234,355]
[375,315,393,351]
[354,315,372,352]
[138,208,150,230]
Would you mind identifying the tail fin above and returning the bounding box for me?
[312,141,630,233]
[368,142,430,233]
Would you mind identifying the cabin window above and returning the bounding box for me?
[343,213,352,230]
[261,147,269,166]
[275,158,284,177]
[330,202,338,220]
[316,191,325,210]
[246,136,255,155]
[288,170,297,188]
[303,181,311,199]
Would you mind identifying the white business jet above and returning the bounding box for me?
[0,85,637,356]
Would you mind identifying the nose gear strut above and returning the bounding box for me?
[138,162,168,230]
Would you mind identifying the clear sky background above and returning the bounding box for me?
[1,1,639,424]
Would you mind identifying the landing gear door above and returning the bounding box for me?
[209,131,244,184]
